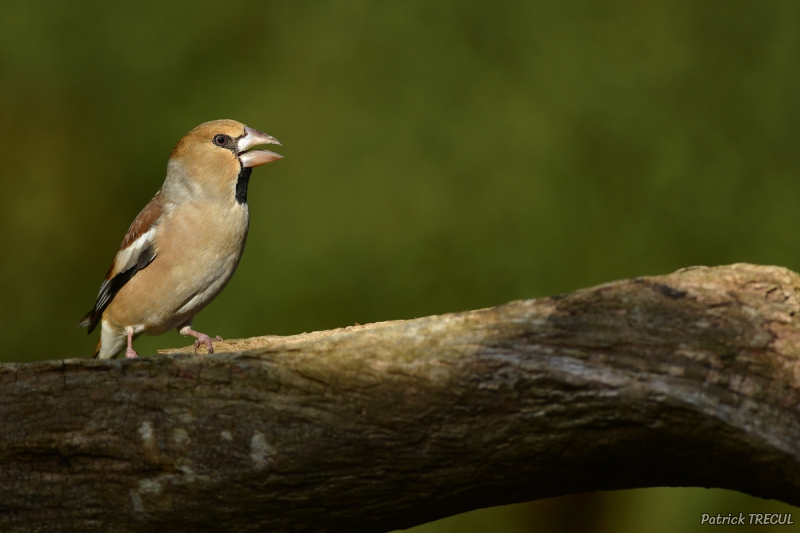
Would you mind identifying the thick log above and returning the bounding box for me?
[2,263,800,532]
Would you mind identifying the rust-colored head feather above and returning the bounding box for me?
[166,119,282,200]
[168,120,247,197]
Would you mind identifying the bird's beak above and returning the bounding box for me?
[237,126,283,168]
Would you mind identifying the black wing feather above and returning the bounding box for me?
[78,245,156,333]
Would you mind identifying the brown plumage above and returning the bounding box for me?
[78,119,282,359]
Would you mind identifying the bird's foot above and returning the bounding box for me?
[124,327,138,359]
[179,325,222,354]
[192,334,223,354]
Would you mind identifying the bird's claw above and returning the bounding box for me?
[192,334,223,354]
[125,347,139,359]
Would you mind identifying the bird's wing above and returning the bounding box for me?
[78,192,164,332]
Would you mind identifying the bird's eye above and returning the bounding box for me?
[213,134,228,147]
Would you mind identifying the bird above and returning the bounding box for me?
[78,119,282,359]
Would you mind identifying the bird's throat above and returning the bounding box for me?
[235,166,252,204]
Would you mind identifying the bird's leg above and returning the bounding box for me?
[179,325,223,354]
[125,327,138,359]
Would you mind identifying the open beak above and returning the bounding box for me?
[237,126,283,168]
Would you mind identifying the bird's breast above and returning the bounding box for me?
[105,199,250,332]
[161,199,250,296]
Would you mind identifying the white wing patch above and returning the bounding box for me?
[91,227,158,319]
[108,226,158,281]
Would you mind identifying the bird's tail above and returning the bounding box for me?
[77,309,101,334]
[77,310,92,329]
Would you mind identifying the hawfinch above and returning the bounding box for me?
[78,119,282,359]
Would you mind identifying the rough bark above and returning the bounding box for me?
[2,263,800,533]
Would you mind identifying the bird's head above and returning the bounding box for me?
[166,119,282,200]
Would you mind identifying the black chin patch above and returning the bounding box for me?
[236,166,252,204]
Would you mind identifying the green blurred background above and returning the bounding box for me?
[1,0,798,531]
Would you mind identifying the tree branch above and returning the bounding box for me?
[3,263,800,532]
